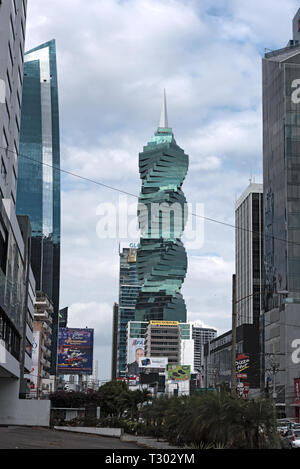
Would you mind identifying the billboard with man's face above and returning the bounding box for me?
[128,338,145,364]
[127,338,145,376]
[58,328,94,374]
[29,331,40,396]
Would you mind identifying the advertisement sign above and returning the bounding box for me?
[29,331,40,396]
[168,364,191,381]
[236,354,250,374]
[139,356,168,369]
[119,242,138,253]
[127,338,145,376]
[58,328,94,374]
[243,382,250,395]
[128,376,140,386]
[150,321,179,326]
[294,378,300,405]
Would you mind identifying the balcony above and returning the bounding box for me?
[34,310,53,324]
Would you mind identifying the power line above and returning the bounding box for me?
[3,145,300,249]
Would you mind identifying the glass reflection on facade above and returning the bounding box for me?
[16,40,60,374]
[135,115,189,323]
[117,247,141,376]
[263,46,300,308]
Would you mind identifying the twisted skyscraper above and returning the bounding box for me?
[135,91,189,323]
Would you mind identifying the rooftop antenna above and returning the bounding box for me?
[159,88,169,128]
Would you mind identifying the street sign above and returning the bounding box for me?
[236,373,247,379]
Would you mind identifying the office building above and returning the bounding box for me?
[16,39,61,375]
[144,321,181,366]
[235,183,264,326]
[0,0,31,411]
[29,292,53,397]
[0,0,27,204]
[111,302,119,380]
[17,215,36,397]
[59,306,68,328]
[203,325,261,394]
[116,245,141,377]
[135,92,189,323]
[192,323,217,372]
[262,9,300,418]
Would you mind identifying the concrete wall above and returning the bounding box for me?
[0,378,50,426]
[0,342,20,378]
[55,427,124,438]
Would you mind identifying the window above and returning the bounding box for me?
[0,219,8,275]
[2,127,8,148]
[6,70,12,98]
[8,42,13,71]
[25,338,32,358]
[9,15,15,43]
[1,159,7,182]
[12,0,18,17]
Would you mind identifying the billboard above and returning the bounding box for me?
[236,354,250,377]
[168,364,191,381]
[127,338,145,376]
[29,331,40,396]
[150,321,179,326]
[294,378,300,405]
[140,372,159,385]
[139,356,168,369]
[58,328,94,374]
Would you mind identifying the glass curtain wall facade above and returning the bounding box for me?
[117,247,141,377]
[0,0,29,391]
[16,40,60,375]
[235,183,264,326]
[262,18,300,415]
[263,48,300,307]
[135,102,189,323]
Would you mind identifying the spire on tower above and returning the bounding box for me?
[159,89,169,128]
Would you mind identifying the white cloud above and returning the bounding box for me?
[23,0,299,380]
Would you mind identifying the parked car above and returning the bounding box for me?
[283,429,300,448]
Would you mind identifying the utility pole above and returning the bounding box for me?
[231,274,237,395]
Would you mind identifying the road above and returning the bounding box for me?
[0,426,141,449]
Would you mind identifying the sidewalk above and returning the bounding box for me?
[121,433,181,449]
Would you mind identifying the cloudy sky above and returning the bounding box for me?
[25,0,299,381]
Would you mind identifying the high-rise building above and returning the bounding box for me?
[0,0,27,205]
[192,324,217,372]
[262,9,300,418]
[0,0,32,409]
[29,292,54,397]
[135,92,189,323]
[116,246,141,377]
[59,306,68,328]
[235,183,264,326]
[179,322,194,370]
[16,39,61,375]
[203,325,261,393]
[111,302,119,380]
[144,321,181,366]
